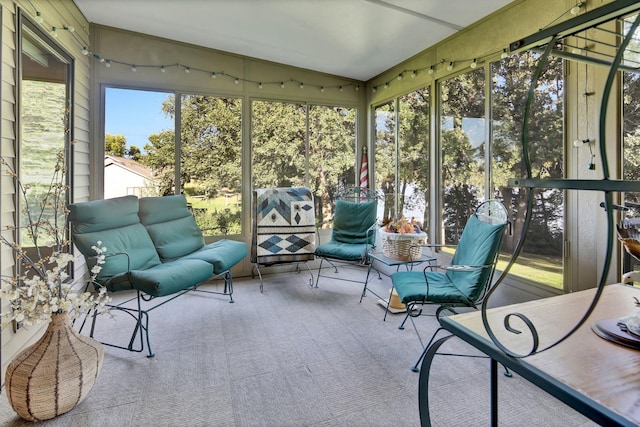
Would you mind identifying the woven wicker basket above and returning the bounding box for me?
[5,313,104,421]
[379,229,427,261]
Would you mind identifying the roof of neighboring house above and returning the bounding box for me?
[104,155,153,179]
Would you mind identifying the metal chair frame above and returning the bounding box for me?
[392,200,511,372]
[78,252,234,358]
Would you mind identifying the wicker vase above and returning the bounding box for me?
[5,313,104,421]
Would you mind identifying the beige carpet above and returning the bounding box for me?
[0,267,598,426]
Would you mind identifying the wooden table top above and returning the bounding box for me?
[442,284,640,426]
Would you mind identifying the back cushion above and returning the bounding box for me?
[69,196,161,282]
[139,195,205,261]
[332,200,377,245]
[69,195,140,233]
[447,215,506,300]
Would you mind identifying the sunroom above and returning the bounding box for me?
[1,0,640,424]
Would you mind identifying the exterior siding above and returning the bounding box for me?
[0,0,91,382]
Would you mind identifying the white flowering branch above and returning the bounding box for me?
[0,153,111,327]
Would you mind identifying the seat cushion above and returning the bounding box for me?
[129,259,214,297]
[139,195,205,261]
[181,239,248,274]
[331,200,377,245]
[314,240,369,261]
[391,271,470,305]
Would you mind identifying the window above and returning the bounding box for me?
[105,89,243,234]
[251,100,357,225]
[104,88,171,199]
[491,52,565,289]
[374,89,431,230]
[439,69,486,243]
[374,101,396,223]
[18,14,73,251]
[180,94,243,234]
[623,14,640,208]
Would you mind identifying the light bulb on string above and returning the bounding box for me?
[571,2,584,15]
[355,85,360,91]
[411,70,417,78]
[447,62,454,71]
[64,26,75,33]
[234,78,240,84]
[428,66,434,75]
[184,67,190,74]
[50,27,58,38]
[81,47,89,56]
[280,82,285,88]
[131,65,137,72]
[320,86,325,92]
[339,86,343,92]
[258,82,263,89]
[372,86,377,93]
[299,82,304,89]
[501,49,509,59]
[35,12,43,23]
[105,60,111,68]
[160,66,166,73]
[397,73,403,81]
[470,59,477,69]
[211,72,217,79]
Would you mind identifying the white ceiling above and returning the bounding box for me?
[73,0,513,81]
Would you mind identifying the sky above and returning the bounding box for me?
[105,88,174,150]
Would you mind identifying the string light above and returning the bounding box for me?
[447,62,454,71]
[339,86,343,92]
[428,66,434,75]
[372,86,377,93]
[258,82,263,89]
[397,73,403,81]
[470,59,477,69]
[234,78,239,84]
[211,72,217,79]
[501,49,509,59]
[160,66,166,73]
[570,1,585,15]
[64,26,75,33]
[81,47,89,56]
[35,11,43,23]
[320,86,325,92]
[299,82,304,89]
[131,65,137,72]
[384,82,389,89]
[184,67,190,74]
[411,70,417,78]
[50,26,58,38]
[280,82,285,88]
[355,85,360,91]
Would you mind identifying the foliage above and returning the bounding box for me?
[105,133,141,160]
[0,153,110,327]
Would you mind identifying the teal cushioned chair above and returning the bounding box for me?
[314,188,379,290]
[391,200,509,371]
[138,194,247,302]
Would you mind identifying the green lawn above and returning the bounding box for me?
[187,194,241,213]
[441,247,563,289]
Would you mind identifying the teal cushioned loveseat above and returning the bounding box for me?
[69,195,247,357]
